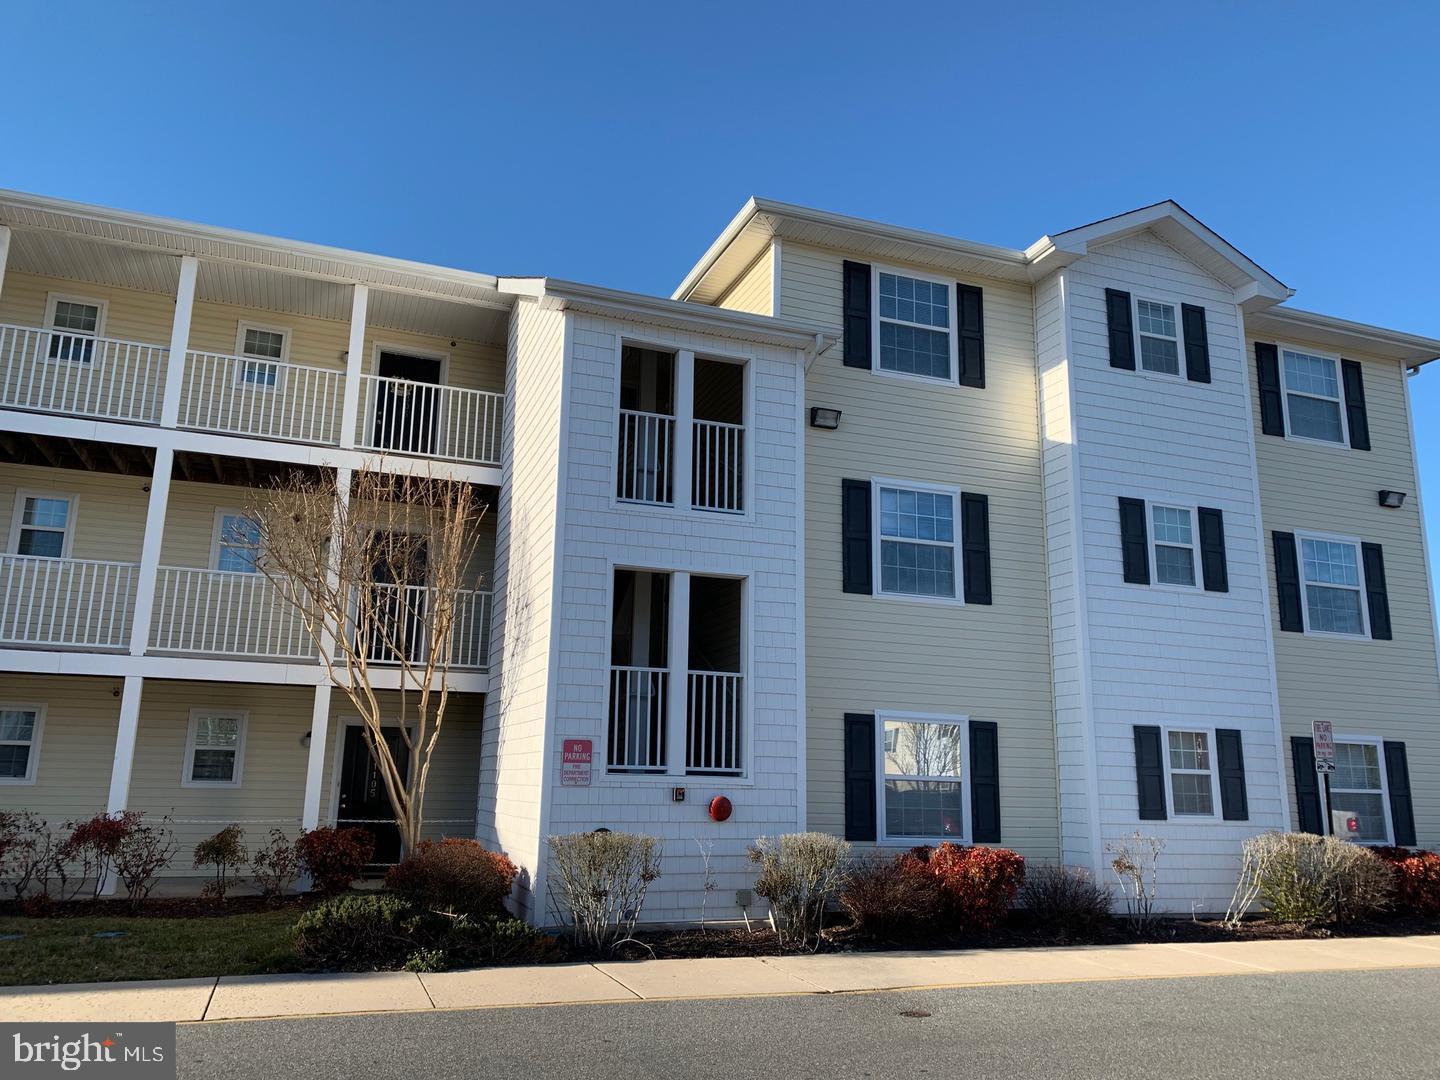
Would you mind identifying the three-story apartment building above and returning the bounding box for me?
[1,189,1435,919]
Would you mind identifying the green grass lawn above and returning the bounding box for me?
[0,911,303,986]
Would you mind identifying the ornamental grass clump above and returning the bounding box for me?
[1227,831,1392,926]
[546,831,662,953]
[749,832,849,949]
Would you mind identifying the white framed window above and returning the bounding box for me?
[183,709,247,786]
[878,712,967,841]
[235,321,289,388]
[44,293,106,364]
[1298,532,1367,636]
[9,491,75,558]
[211,510,261,573]
[1150,504,1197,587]
[1329,739,1392,844]
[872,267,957,384]
[1134,298,1181,376]
[1279,346,1347,444]
[0,705,44,784]
[1163,728,1218,816]
[873,479,960,602]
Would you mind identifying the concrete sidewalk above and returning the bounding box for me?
[3,935,1439,1023]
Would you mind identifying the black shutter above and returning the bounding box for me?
[956,283,985,388]
[843,713,877,841]
[961,492,992,605]
[1272,532,1304,632]
[1291,737,1323,835]
[1361,543,1391,640]
[1181,303,1211,383]
[1118,497,1150,584]
[842,261,871,369]
[1134,725,1167,820]
[1216,728,1249,821]
[1341,359,1370,451]
[1105,288,1135,370]
[1384,741,1417,847]
[841,479,872,595]
[969,720,1001,843]
[1197,507,1228,592]
[1255,342,1285,436]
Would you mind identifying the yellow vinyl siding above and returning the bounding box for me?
[0,675,115,820]
[715,247,773,316]
[0,271,175,345]
[0,463,149,561]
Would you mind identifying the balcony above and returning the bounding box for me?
[0,554,138,650]
[355,374,504,466]
[179,351,345,446]
[0,324,166,424]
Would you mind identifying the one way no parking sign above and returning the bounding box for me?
[1312,720,1336,773]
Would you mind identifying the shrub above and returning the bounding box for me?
[0,811,61,903]
[385,838,518,916]
[402,947,448,973]
[546,831,662,953]
[749,832,849,949]
[447,914,560,965]
[1228,831,1393,926]
[1019,863,1113,938]
[838,852,943,938]
[293,893,433,968]
[915,843,1026,931]
[62,812,144,900]
[1107,832,1165,932]
[250,830,301,902]
[1375,847,1440,918]
[193,825,247,900]
[296,827,375,894]
[113,814,176,908]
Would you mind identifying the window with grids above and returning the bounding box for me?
[1281,349,1344,443]
[186,712,245,784]
[0,708,40,782]
[1167,730,1215,815]
[14,495,72,558]
[1300,537,1365,635]
[1135,299,1180,375]
[881,717,965,839]
[47,300,100,363]
[877,484,957,599]
[239,326,286,387]
[1151,505,1196,586]
[877,272,952,381]
[215,514,261,573]
[1330,742,1389,843]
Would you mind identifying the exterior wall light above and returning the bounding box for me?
[1379,490,1407,509]
[809,407,841,430]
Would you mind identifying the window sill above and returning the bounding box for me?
[869,367,960,390]
[872,590,966,608]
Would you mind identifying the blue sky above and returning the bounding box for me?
[4,2,1440,550]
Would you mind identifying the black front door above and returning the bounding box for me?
[337,725,410,865]
[373,352,442,455]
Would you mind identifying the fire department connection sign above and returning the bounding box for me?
[561,738,592,786]
[1313,720,1336,773]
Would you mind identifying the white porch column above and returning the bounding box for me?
[301,684,332,830]
[666,570,691,776]
[673,349,695,511]
[340,284,369,449]
[159,256,198,428]
[128,447,174,656]
[101,675,145,894]
[0,225,11,301]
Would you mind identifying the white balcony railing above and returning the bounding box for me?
[0,554,138,649]
[607,665,668,771]
[686,671,743,775]
[149,567,318,660]
[355,375,503,466]
[357,583,492,671]
[692,420,744,513]
[179,351,345,445]
[0,324,166,424]
[616,409,674,505]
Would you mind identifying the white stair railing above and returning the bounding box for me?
[355,375,504,466]
[0,324,166,424]
[686,671,743,775]
[616,409,674,505]
[608,666,668,771]
[149,567,318,660]
[179,351,345,445]
[0,555,138,649]
[692,419,744,513]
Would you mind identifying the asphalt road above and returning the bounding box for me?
[179,969,1439,1079]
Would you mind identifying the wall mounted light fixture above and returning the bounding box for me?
[809,407,841,430]
[1379,490,1408,509]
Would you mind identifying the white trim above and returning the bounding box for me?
[0,702,45,785]
[792,348,806,831]
[181,707,248,788]
[1276,342,1350,447]
[8,489,77,558]
[870,476,964,606]
[42,291,109,362]
[1329,734,1395,845]
[1146,501,1200,590]
[208,507,261,572]
[370,339,451,383]
[1131,295,1184,378]
[875,710,969,845]
[1294,528,1370,638]
[234,319,292,391]
[869,264,960,387]
[1159,725,1222,820]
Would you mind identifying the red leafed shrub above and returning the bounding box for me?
[296,827,375,894]
[1374,847,1440,918]
[912,842,1026,930]
[62,812,145,900]
[839,852,943,937]
[385,838,518,916]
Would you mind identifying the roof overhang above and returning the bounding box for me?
[1246,306,1440,370]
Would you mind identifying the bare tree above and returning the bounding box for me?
[247,461,486,853]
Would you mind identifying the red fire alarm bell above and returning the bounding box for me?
[708,795,733,822]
